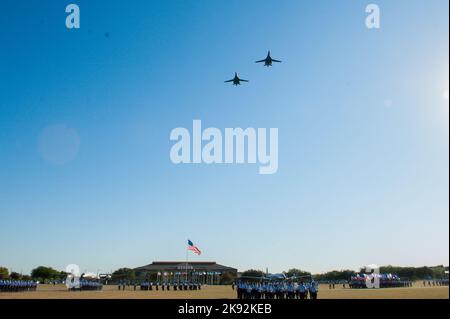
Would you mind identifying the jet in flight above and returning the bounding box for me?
[225,72,249,86]
[256,51,282,67]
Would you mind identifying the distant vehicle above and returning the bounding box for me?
[255,51,282,67]
[225,72,249,86]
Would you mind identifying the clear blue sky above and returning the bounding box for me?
[0,0,448,275]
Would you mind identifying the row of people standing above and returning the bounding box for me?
[236,281,319,300]
[348,280,413,289]
[67,280,103,291]
[80,280,103,291]
[116,281,202,291]
[0,280,37,292]
[139,282,201,291]
[423,279,449,287]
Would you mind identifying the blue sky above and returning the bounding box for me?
[0,0,448,275]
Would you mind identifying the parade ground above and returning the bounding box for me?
[0,283,448,299]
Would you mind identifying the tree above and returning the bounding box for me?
[111,268,136,282]
[21,275,32,281]
[284,269,311,278]
[240,269,265,282]
[31,266,62,281]
[220,271,237,285]
[431,265,447,279]
[241,269,264,277]
[9,272,22,280]
[313,270,356,281]
[0,267,9,279]
[379,266,435,280]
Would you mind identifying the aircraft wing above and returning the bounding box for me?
[224,79,234,83]
[272,59,282,63]
[240,79,249,82]
[255,59,266,63]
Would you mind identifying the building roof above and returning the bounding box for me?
[135,261,237,273]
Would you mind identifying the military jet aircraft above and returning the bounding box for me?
[256,51,282,67]
[225,72,249,86]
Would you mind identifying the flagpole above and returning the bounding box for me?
[185,241,189,282]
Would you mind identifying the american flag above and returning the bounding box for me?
[187,240,201,255]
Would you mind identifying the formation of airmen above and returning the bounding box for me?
[116,280,202,291]
[236,281,319,300]
[67,280,103,291]
[423,279,449,287]
[139,282,202,291]
[80,280,103,291]
[348,280,413,289]
[0,280,37,292]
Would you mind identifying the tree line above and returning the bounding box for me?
[0,266,66,282]
[241,265,449,281]
[0,265,448,282]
